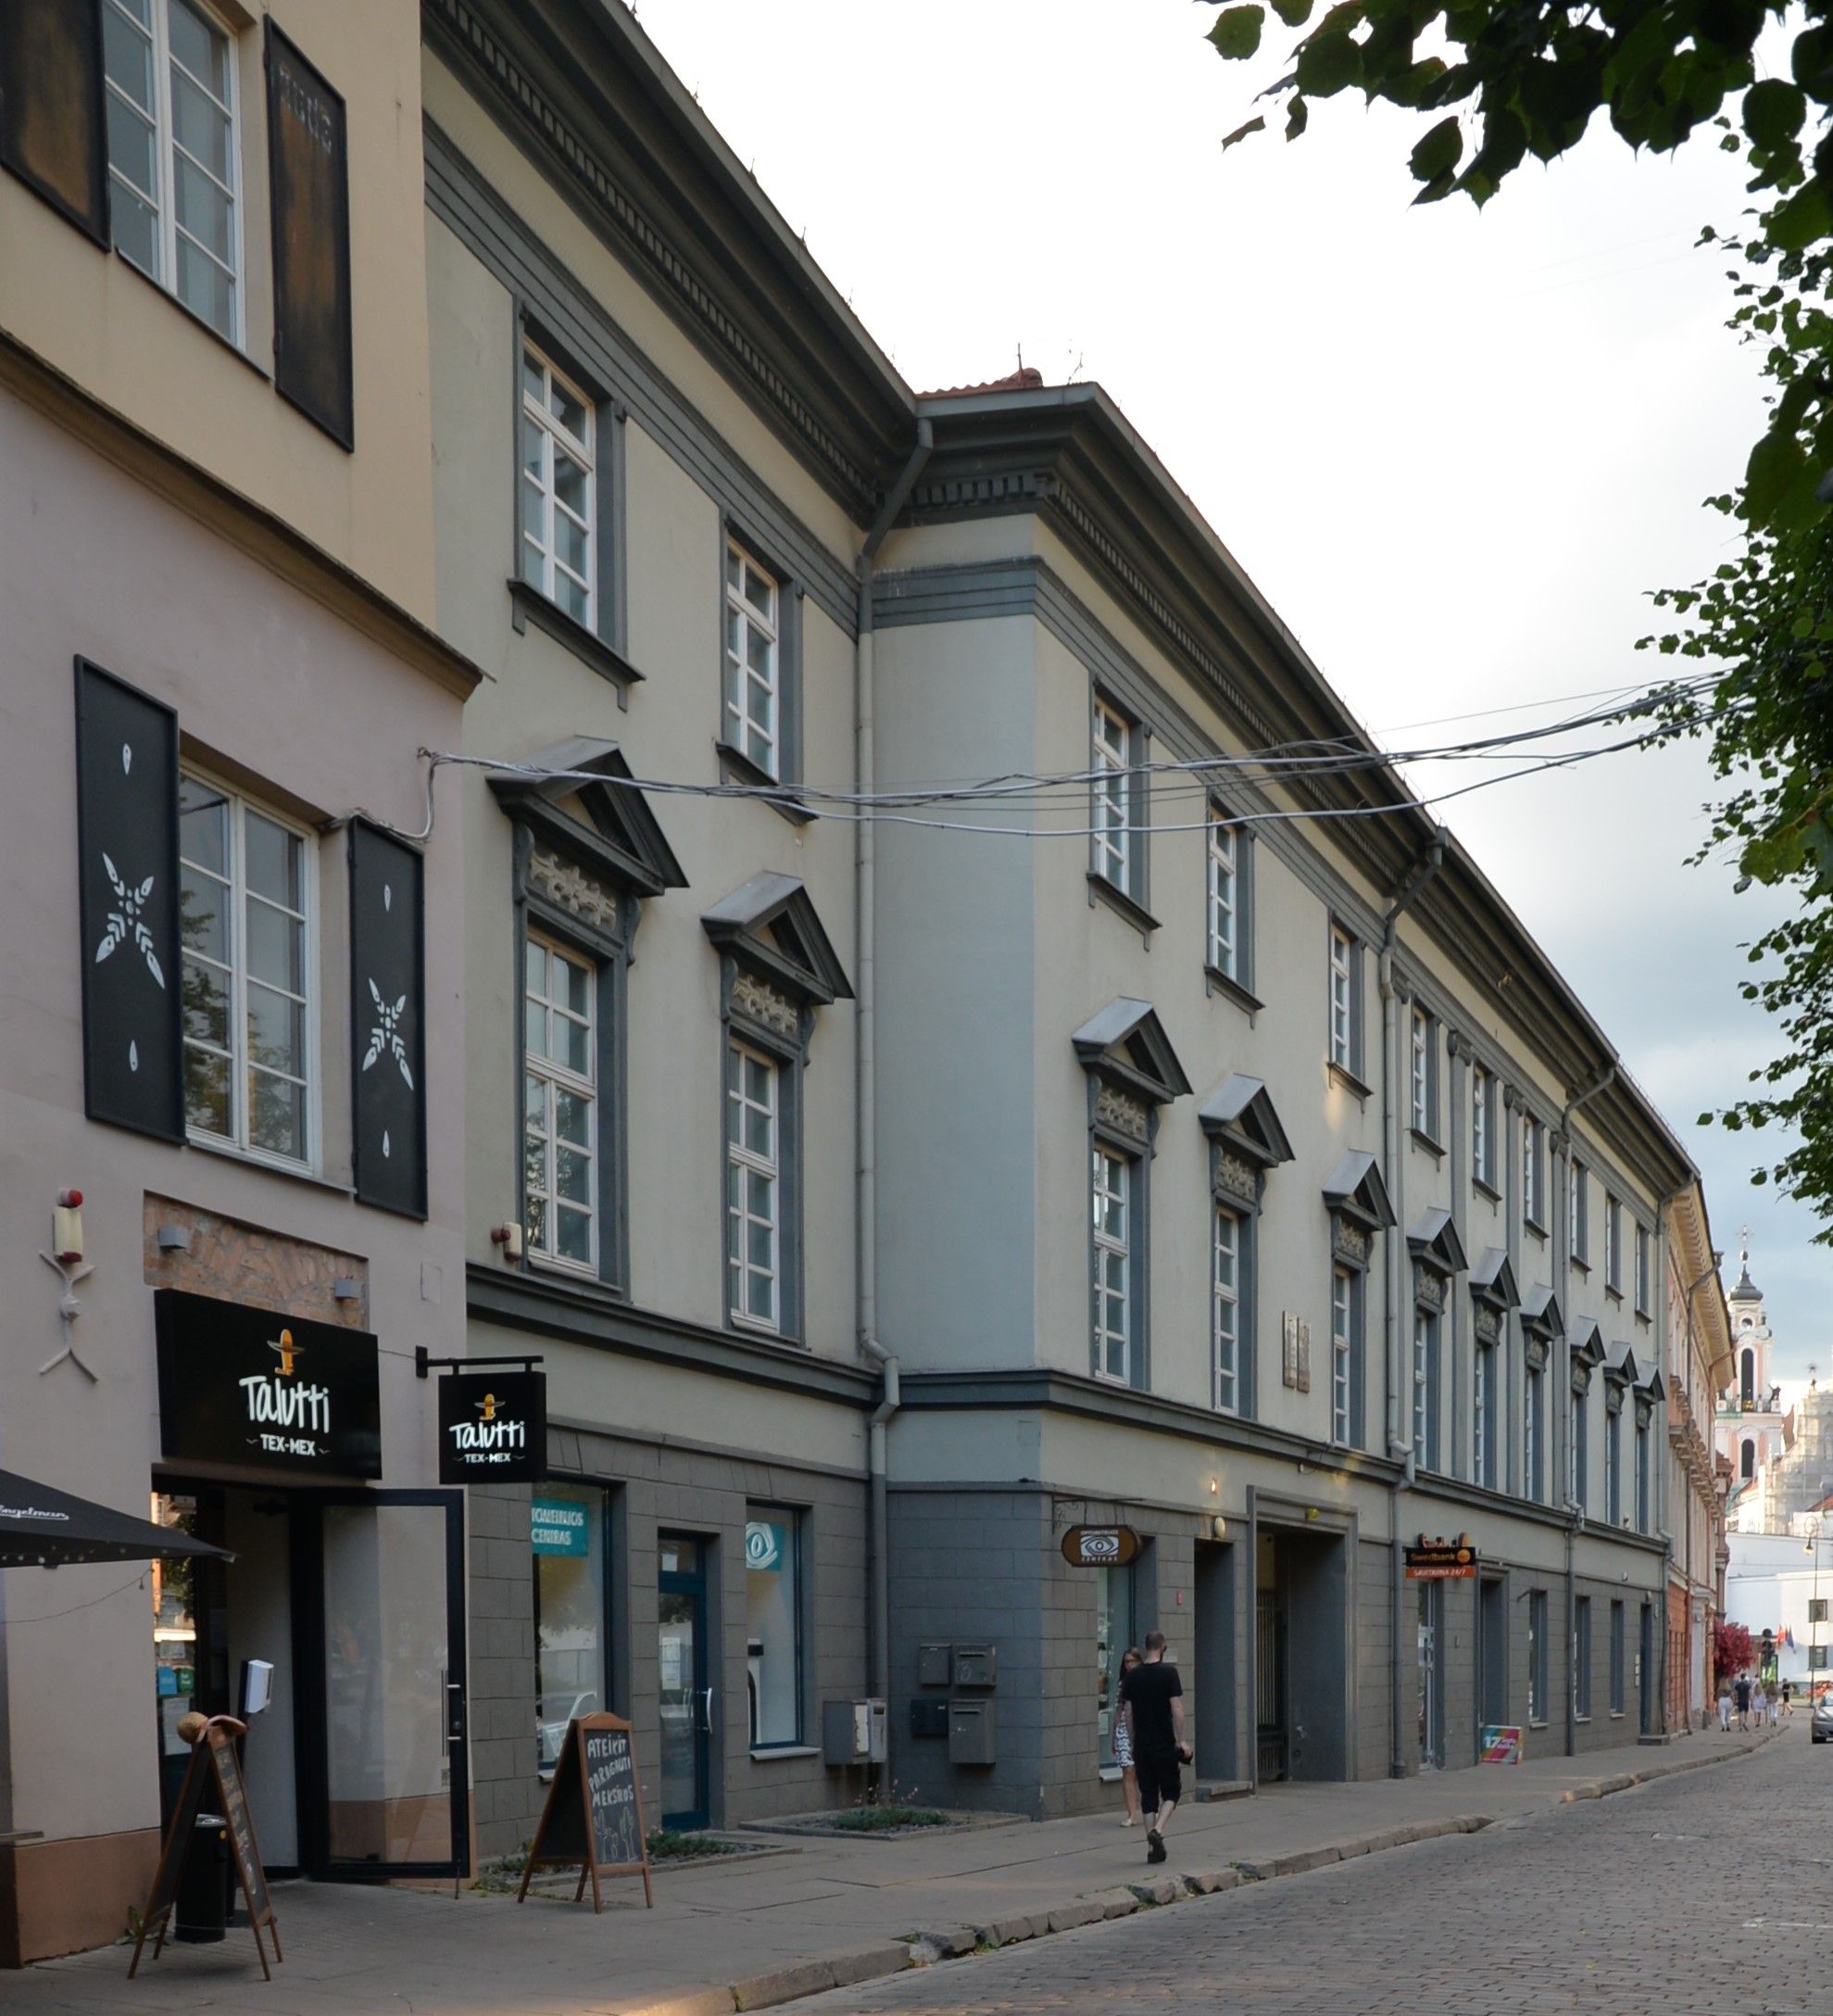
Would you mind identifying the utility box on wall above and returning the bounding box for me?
[948,1698,997,1764]
[909,1698,949,1739]
[953,1643,997,1689]
[822,1698,888,1765]
[917,1643,952,1687]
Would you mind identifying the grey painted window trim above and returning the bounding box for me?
[1412,1300,1441,1471]
[1604,1192,1625,1298]
[717,514,808,819]
[1524,1357,1546,1503]
[1410,1003,1442,1149]
[1609,1598,1626,1716]
[1329,1259,1368,1452]
[1204,798,1259,1010]
[1088,684,1154,929]
[1574,1594,1592,1720]
[511,825,633,1297]
[1212,1173,1258,1420]
[719,959,809,1345]
[744,1498,808,1749]
[1527,1587,1549,1725]
[1327,917,1368,1090]
[1570,1156,1590,1267]
[1604,1391,1624,1525]
[1088,1086,1154,1392]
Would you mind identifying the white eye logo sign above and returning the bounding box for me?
[746,1522,782,1571]
[1077,1531,1123,1563]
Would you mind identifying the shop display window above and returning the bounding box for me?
[534,1483,609,1778]
[745,1506,802,1747]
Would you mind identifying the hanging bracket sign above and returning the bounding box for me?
[1060,1526,1142,1568]
[1404,1535,1478,1581]
[435,1367,546,1484]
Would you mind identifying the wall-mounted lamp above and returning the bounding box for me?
[332,1278,361,1302]
[491,1222,525,1263]
[54,1191,84,1266]
[1208,1478,1219,1496]
[1212,1515,1228,1541]
[156,1224,190,1254]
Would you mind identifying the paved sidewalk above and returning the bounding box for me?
[19,1727,1776,2016]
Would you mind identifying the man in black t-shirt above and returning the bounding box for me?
[1119,1630,1192,1863]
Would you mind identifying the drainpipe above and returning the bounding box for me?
[1564,1506,1580,1757]
[1378,830,1445,1777]
[856,422,933,1728]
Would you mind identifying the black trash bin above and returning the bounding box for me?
[174,1815,228,1943]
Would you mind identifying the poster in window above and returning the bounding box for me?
[264,23,353,447]
[74,661,184,1141]
[349,821,426,1217]
[0,0,108,244]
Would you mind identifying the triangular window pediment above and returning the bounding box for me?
[1520,1284,1563,1342]
[1071,999,1191,1107]
[1322,1149,1396,1233]
[490,737,687,898]
[1470,1247,1519,1312]
[1199,1074,1294,1168]
[1604,1342,1639,1388]
[702,872,852,1006]
[1406,1206,1467,1280]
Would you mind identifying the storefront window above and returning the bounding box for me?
[533,1484,608,1779]
[745,1506,802,1747]
[1095,1561,1136,1768]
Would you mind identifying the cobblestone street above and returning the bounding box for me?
[794,1736,1822,2016]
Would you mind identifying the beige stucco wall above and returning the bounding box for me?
[0,0,437,621]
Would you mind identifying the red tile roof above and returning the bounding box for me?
[921,366,1045,399]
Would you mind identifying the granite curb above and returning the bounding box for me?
[598,1732,1776,2015]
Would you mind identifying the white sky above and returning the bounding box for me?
[640,0,1826,1371]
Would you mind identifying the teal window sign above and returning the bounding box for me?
[745,1519,785,1572]
[532,1497,590,1557]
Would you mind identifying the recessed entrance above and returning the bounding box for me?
[658,1533,710,1829]
[1254,1524,1348,1783]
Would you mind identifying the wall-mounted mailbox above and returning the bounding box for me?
[948,1698,997,1765]
[909,1698,949,1740]
[952,1643,997,1689]
[917,1643,952,1687]
[822,1698,888,1765]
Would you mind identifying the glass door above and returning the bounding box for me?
[298,1491,468,1878]
[658,1533,709,1829]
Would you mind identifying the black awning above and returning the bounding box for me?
[0,1469,232,1569]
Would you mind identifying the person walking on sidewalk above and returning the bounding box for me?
[1782,1680,1794,1720]
[1751,1679,1767,1728]
[1114,1648,1143,1826]
[1717,1676,1732,1731]
[1119,1630,1192,1866]
[1735,1672,1752,1730]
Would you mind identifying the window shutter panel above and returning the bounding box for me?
[349,822,426,1217]
[0,0,108,245]
[74,661,183,1140]
[263,23,353,447]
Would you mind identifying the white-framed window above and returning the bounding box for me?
[1213,1204,1241,1415]
[1525,1363,1545,1501]
[1472,1065,1495,1189]
[1634,1224,1651,1317]
[104,0,242,344]
[1328,926,1358,1072]
[1635,1412,1651,1529]
[1091,697,1136,896]
[1606,1407,1623,1523]
[1412,1307,1438,1467]
[726,1039,781,1330]
[179,774,314,1166]
[1605,1194,1624,1294]
[1474,1339,1494,1488]
[522,934,596,1271]
[1206,807,1238,980]
[520,341,596,625]
[1571,1383,1589,1513]
[1331,1266,1356,1446]
[724,539,782,780]
[1570,1158,1588,1264]
[1410,1007,1436,1138]
[1522,1115,1544,1228]
[1092,1145,1133,1382]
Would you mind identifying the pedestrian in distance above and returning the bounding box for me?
[1113,1647,1143,1826]
[1735,1671,1752,1730]
[1768,1683,1780,1725]
[1781,1680,1794,1720]
[1716,1675,1732,1731]
[1752,1678,1768,1728]
[1119,1629,1193,1867]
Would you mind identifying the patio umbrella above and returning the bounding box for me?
[0,1468,231,1569]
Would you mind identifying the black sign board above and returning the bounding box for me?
[1404,1538,1478,1581]
[264,22,353,447]
[518,1713,652,1912]
[1060,1526,1142,1568]
[437,1370,546,1484]
[156,1290,381,1480]
[349,820,427,1219]
[0,0,108,243]
[74,662,183,1142]
[131,1718,281,1981]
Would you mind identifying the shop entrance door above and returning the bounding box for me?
[1416,1581,1443,1769]
[297,1492,469,1878]
[659,1533,711,1829]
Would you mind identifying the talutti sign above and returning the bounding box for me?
[532,1498,590,1557]
[1404,1534,1478,1581]
[437,1369,546,1484]
[1060,1525,1142,1568]
[155,1291,380,1480]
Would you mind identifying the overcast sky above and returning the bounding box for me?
[642,0,1825,1377]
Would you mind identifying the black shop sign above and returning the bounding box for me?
[436,1370,546,1484]
[155,1291,381,1480]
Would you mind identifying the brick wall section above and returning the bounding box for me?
[141,1193,369,1325]
[1357,1538,1393,1780]
[467,1481,538,1862]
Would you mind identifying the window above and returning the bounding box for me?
[1213,1204,1242,1415]
[1472,1065,1496,1190]
[745,1507,802,1748]
[1092,1146,1134,1382]
[534,1485,609,1779]
[1634,1224,1651,1317]
[1331,1266,1362,1447]
[1635,1413,1651,1530]
[1814,1641,1832,1669]
[1606,1406,1623,1524]
[523,936,597,1271]
[1574,1596,1592,1720]
[1525,1362,1546,1502]
[1205,806,1241,981]
[1522,1115,1545,1229]
[1412,1307,1439,1468]
[726,1040,781,1330]
[1571,1382,1589,1514]
[104,0,241,343]
[1740,1438,1755,1480]
[1570,1159,1588,1265]
[1811,1597,1828,1626]
[1410,1008,1438,1139]
[1328,925,1361,1075]
[1096,1560,1136,1768]
[179,775,313,1165]
[1091,696,1139,900]
[1528,1590,1548,1723]
[521,342,596,625]
[724,540,781,780]
[1609,1600,1626,1715]
[1605,1193,1624,1294]
[1474,1339,1495,1488]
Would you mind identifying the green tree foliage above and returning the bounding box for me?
[1208,0,1833,1237]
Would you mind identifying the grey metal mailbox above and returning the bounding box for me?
[952,1643,997,1689]
[948,1698,997,1764]
[917,1642,952,1687]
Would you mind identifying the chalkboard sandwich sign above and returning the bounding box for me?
[130,1714,282,1981]
[517,1711,653,1912]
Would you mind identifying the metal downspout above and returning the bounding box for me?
[857,422,933,1721]
[1379,831,1445,1776]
